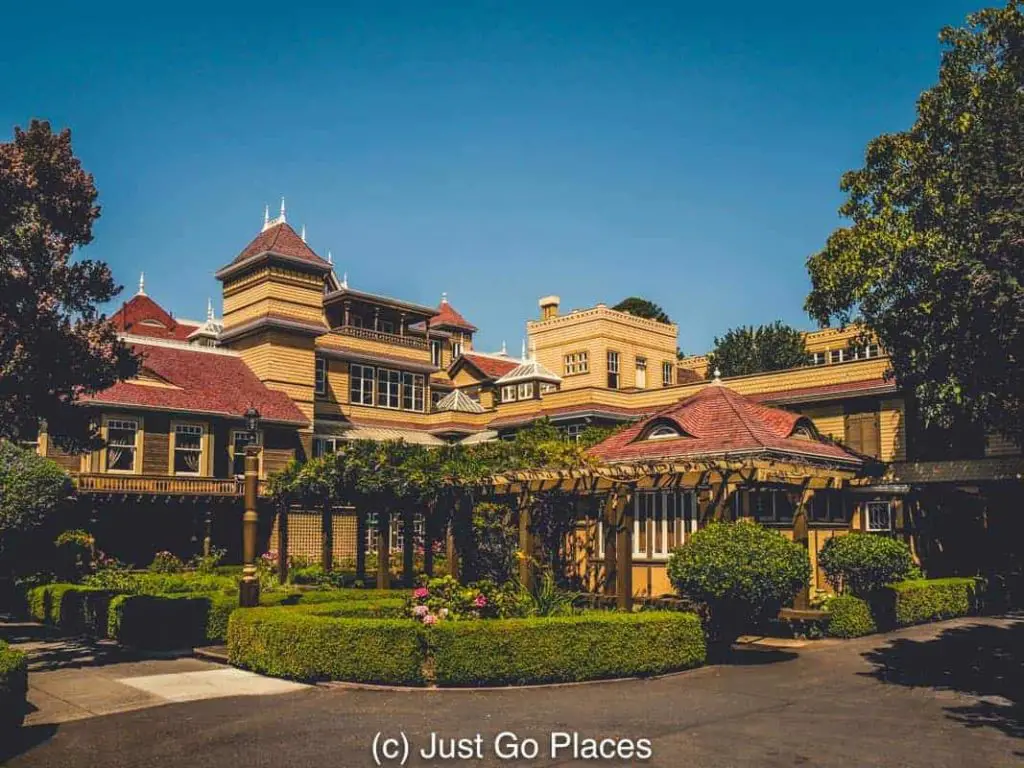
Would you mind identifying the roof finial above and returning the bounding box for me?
[138,272,146,296]
[262,204,270,231]
[327,250,333,265]
[341,272,348,289]
[301,224,306,242]
[207,297,214,322]
[521,339,527,360]
[441,291,448,305]
[712,367,722,384]
[501,340,507,355]
[279,196,286,222]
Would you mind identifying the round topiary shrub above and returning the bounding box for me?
[667,520,810,654]
[818,532,913,596]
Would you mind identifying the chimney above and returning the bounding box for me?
[539,295,560,321]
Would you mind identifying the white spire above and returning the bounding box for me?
[300,224,306,243]
[137,272,146,296]
[521,339,527,360]
[441,291,448,305]
[207,297,214,322]
[262,204,270,231]
[712,367,722,384]
[501,340,507,355]
[341,272,348,289]
[327,250,333,265]
[279,196,286,222]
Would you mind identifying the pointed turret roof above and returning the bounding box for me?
[215,204,331,281]
[430,293,477,332]
[434,389,486,414]
[111,292,198,341]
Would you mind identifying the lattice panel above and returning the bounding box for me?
[268,507,359,565]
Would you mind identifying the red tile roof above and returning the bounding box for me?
[753,378,898,405]
[588,384,861,465]
[230,221,328,268]
[489,402,641,429]
[457,353,518,380]
[430,299,477,332]
[111,295,198,341]
[83,342,307,425]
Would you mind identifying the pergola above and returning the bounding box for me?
[488,382,866,610]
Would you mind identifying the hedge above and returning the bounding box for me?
[430,612,706,687]
[26,584,113,636]
[827,577,980,638]
[228,610,426,685]
[0,640,28,733]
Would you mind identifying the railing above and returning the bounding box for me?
[73,473,269,497]
[332,325,429,351]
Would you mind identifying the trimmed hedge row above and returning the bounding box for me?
[0,640,28,733]
[26,583,408,649]
[827,577,980,638]
[227,609,706,687]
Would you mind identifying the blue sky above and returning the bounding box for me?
[2,1,984,354]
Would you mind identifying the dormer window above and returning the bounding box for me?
[647,425,681,440]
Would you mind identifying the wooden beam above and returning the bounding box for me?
[615,485,635,612]
[518,491,535,592]
[402,507,415,587]
[376,508,390,590]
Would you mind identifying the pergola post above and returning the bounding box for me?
[376,509,391,590]
[518,493,535,592]
[320,500,333,572]
[615,486,635,612]
[791,482,813,610]
[277,501,289,585]
[423,503,435,578]
[402,507,415,586]
[355,510,366,581]
[602,491,618,596]
[446,521,459,580]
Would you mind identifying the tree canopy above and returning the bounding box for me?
[805,2,1024,443]
[706,322,810,378]
[0,120,138,450]
[612,297,672,324]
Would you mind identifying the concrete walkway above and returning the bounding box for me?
[0,620,306,726]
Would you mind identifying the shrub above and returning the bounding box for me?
[0,640,28,733]
[667,520,810,652]
[465,502,518,583]
[429,612,706,686]
[826,595,878,638]
[228,611,425,685]
[148,551,185,574]
[54,529,95,581]
[26,583,112,635]
[891,577,980,626]
[818,533,913,596]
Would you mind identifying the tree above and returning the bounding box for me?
[612,297,671,324]
[706,321,810,377]
[805,2,1024,444]
[0,120,138,450]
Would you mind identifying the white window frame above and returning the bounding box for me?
[313,435,342,458]
[597,491,696,561]
[812,352,826,366]
[564,423,585,443]
[502,385,517,403]
[635,356,647,388]
[518,382,534,399]
[564,351,589,375]
[865,501,893,532]
[430,339,443,368]
[540,383,557,394]
[103,417,141,474]
[377,368,401,409]
[350,364,375,406]
[662,361,673,387]
[171,422,206,476]
[451,340,463,360]
[607,350,620,389]
[647,425,680,440]
[314,356,327,395]
[402,372,425,412]
[830,349,846,364]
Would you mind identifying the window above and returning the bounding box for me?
[517,382,534,400]
[402,372,425,412]
[314,357,327,395]
[431,340,443,368]
[350,315,364,328]
[647,425,680,440]
[865,343,880,359]
[502,385,517,403]
[850,344,880,360]
[350,364,375,406]
[18,422,41,454]
[431,389,446,408]
[105,419,138,472]
[564,351,589,375]
[812,352,826,366]
[231,431,257,476]
[313,436,342,458]
[745,489,795,523]
[635,357,647,389]
[865,501,893,532]
[597,491,695,561]
[452,340,463,359]
[662,361,673,387]
[810,491,849,523]
[172,424,204,474]
[395,513,425,553]
[377,368,401,409]
[829,349,845,364]
[540,383,557,394]
[380,320,395,334]
[564,423,586,443]
[607,351,620,389]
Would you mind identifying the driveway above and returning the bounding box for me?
[3,616,1021,768]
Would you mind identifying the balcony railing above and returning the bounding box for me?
[73,473,268,497]
[331,325,429,351]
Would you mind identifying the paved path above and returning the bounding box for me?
[3,616,1022,767]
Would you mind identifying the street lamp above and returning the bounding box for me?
[239,406,261,607]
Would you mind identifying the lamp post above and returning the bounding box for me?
[239,406,261,608]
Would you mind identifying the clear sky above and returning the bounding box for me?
[2,0,985,354]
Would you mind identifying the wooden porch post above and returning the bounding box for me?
[615,486,635,612]
[602,491,618,596]
[423,503,435,578]
[402,507,415,586]
[376,508,391,590]
[320,500,333,572]
[355,508,366,581]
[446,521,459,580]
[791,481,813,610]
[518,492,535,591]
[277,501,289,585]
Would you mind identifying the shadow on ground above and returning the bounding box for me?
[0,724,58,763]
[722,646,798,666]
[861,617,1024,742]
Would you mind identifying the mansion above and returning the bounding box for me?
[29,205,1023,590]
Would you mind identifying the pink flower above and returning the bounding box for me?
[413,587,429,599]
[423,613,438,626]
[473,594,487,608]
[412,605,429,617]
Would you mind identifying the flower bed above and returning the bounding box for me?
[0,640,28,733]
[825,577,981,638]
[227,609,706,687]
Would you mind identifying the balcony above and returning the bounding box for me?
[73,474,268,497]
[332,325,429,351]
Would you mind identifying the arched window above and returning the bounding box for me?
[647,425,681,440]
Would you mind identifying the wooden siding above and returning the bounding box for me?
[317,331,433,365]
[142,413,171,474]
